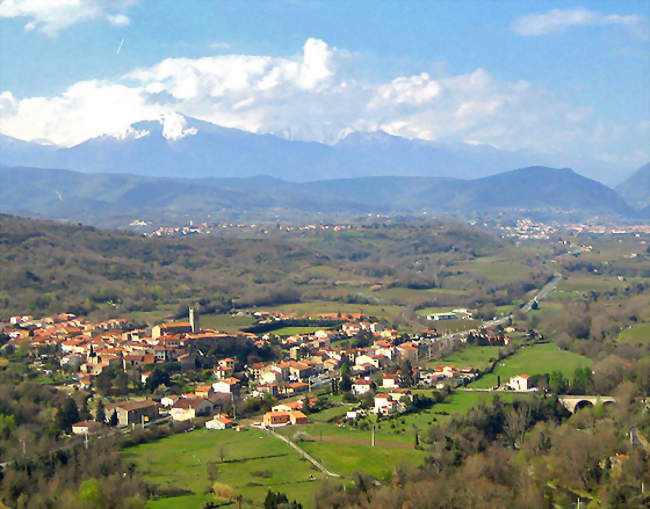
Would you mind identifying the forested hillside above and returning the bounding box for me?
[0,214,538,323]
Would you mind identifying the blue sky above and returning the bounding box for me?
[0,0,648,170]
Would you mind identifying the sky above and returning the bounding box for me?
[0,0,648,170]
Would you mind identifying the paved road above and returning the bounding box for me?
[520,272,562,313]
[421,272,562,361]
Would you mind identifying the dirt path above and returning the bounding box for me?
[266,428,342,478]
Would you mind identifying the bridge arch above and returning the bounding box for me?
[558,395,616,413]
[573,400,594,412]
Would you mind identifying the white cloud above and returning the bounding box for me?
[106,12,129,26]
[0,38,645,167]
[369,73,441,109]
[512,8,648,38]
[208,41,231,50]
[0,80,164,144]
[0,0,138,34]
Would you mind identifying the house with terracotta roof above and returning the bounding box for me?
[212,377,240,395]
[382,373,400,388]
[170,398,212,421]
[262,410,308,428]
[160,395,181,407]
[352,378,374,396]
[272,400,305,412]
[205,415,235,430]
[195,384,214,398]
[282,381,307,394]
[152,321,192,339]
[397,342,420,362]
[374,394,397,415]
[71,420,106,435]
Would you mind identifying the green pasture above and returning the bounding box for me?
[122,428,327,509]
[310,405,351,423]
[126,304,179,326]
[428,345,504,372]
[469,343,592,389]
[242,300,404,321]
[294,440,425,480]
[271,326,327,336]
[200,313,256,332]
[558,276,624,293]
[425,391,523,422]
[455,258,533,281]
[433,319,482,333]
[617,322,650,345]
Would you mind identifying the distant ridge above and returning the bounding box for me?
[0,165,635,226]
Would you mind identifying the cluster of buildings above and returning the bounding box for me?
[1,305,475,434]
[141,222,357,238]
[496,218,650,240]
[0,310,256,391]
[418,365,478,388]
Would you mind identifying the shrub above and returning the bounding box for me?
[211,482,234,500]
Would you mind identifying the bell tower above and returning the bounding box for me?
[189,305,200,333]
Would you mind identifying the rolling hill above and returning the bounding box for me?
[0,165,634,226]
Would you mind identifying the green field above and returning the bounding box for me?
[469,343,592,389]
[126,304,179,326]
[376,287,467,303]
[455,258,533,281]
[271,326,327,336]
[122,428,328,509]
[617,322,650,345]
[557,275,625,293]
[243,300,405,321]
[426,391,523,420]
[433,318,482,333]
[200,313,256,332]
[290,440,424,480]
[310,405,351,422]
[428,345,504,372]
[123,392,537,507]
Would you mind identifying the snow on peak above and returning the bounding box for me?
[118,126,151,141]
[160,112,198,140]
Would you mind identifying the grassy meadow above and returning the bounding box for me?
[122,428,328,509]
[469,343,592,389]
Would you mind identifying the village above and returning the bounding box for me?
[0,305,533,439]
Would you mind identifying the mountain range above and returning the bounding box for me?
[0,115,634,185]
[0,165,637,227]
[615,162,650,213]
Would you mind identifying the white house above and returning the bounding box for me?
[170,398,212,421]
[351,379,373,396]
[160,395,181,408]
[205,415,235,430]
[212,378,241,395]
[508,374,530,391]
[373,394,397,415]
[382,374,399,388]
